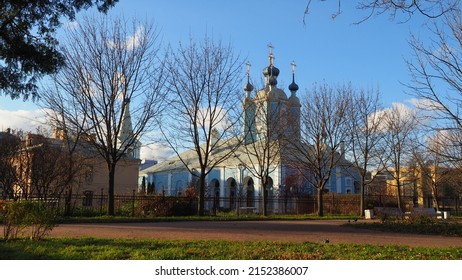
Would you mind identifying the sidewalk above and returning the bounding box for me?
[40,220,462,248]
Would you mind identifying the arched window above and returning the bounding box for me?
[244,177,254,207]
[226,178,237,209]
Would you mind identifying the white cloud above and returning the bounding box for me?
[200,105,234,133]
[373,102,419,131]
[126,25,144,50]
[408,98,444,112]
[0,109,48,133]
[140,143,174,162]
[105,25,145,51]
[376,102,416,118]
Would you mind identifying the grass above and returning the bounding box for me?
[347,217,462,237]
[1,237,462,260]
[2,214,462,260]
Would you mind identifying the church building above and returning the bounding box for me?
[141,49,358,213]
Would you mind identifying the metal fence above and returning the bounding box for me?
[12,192,461,217]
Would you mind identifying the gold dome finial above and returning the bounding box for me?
[246,61,251,78]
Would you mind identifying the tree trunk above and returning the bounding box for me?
[432,187,440,210]
[107,162,116,216]
[262,179,268,216]
[396,181,402,211]
[360,178,365,217]
[317,188,324,217]
[198,172,206,216]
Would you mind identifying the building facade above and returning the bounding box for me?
[0,97,141,203]
[141,50,359,213]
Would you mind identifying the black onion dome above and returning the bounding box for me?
[289,81,299,92]
[269,76,277,86]
[244,81,254,92]
[263,65,280,77]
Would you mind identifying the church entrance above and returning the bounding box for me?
[225,178,237,210]
[243,177,254,207]
[265,177,274,212]
[209,179,220,212]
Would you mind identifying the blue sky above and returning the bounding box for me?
[0,0,430,153]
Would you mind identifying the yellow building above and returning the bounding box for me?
[383,166,450,208]
[4,130,139,202]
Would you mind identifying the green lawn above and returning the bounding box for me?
[1,237,462,260]
[2,214,462,260]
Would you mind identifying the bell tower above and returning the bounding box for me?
[118,98,141,159]
[242,45,301,144]
[242,62,256,145]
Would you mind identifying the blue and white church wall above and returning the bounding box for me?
[143,162,358,213]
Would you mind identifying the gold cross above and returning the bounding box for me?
[246,61,251,77]
[268,43,274,65]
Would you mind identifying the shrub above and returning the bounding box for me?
[139,196,196,217]
[116,201,136,216]
[0,199,6,220]
[2,200,27,240]
[2,200,58,240]
[69,207,102,217]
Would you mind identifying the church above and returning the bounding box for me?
[141,49,359,213]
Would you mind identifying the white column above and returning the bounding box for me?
[220,166,226,208]
[168,172,172,195]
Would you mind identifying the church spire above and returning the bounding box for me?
[268,43,274,66]
[243,61,254,96]
[288,61,299,94]
[119,98,133,145]
[262,43,279,87]
[118,98,141,159]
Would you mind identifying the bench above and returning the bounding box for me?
[410,207,448,219]
[410,207,437,217]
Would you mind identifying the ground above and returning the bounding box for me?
[46,220,462,248]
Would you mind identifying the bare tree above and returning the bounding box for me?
[0,129,86,201]
[422,130,462,200]
[346,87,386,216]
[382,103,419,210]
[435,129,462,166]
[287,83,350,216]
[40,16,166,215]
[407,10,462,140]
[161,37,243,216]
[356,0,460,21]
[30,137,88,201]
[236,64,289,216]
[410,133,453,209]
[304,0,459,23]
[238,106,282,216]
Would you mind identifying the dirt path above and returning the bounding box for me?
[45,220,462,248]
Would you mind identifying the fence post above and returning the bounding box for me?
[456,196,459,215]
[100,188,104,215]
[132,189,136,217]
[331,193,334,215]
[296,196,299,215]
[237,197,240,216]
